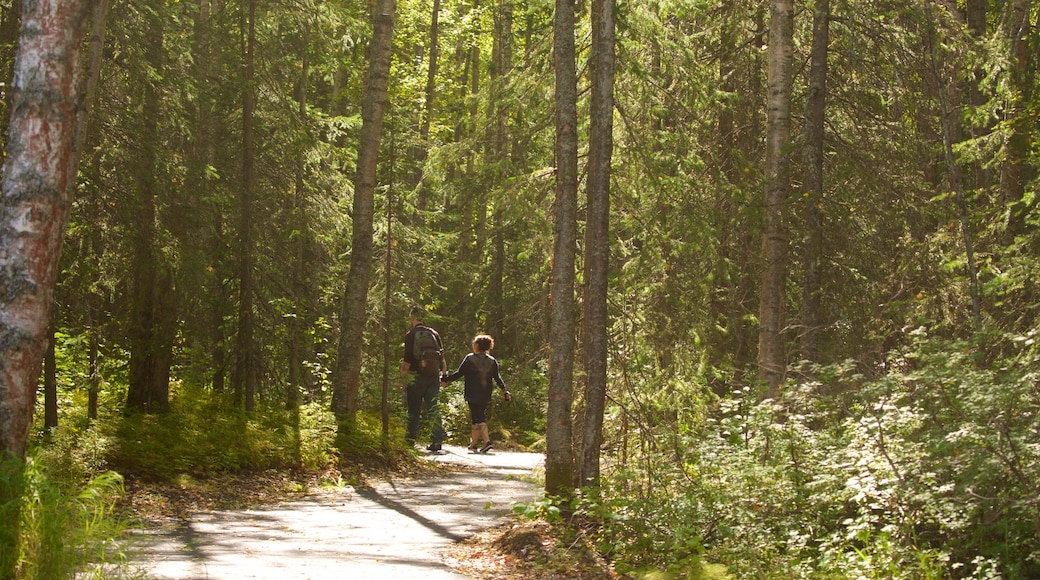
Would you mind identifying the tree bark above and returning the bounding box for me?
[288,24,309,411]
[799,0,829,371]
[923,0,982,330]
[757,0,794,395]
[413,0,439,211]
[188,0,229,396]
[545,0,578,497]
[78,0,108,421]
[381,129,395,437]
[126,7,173,414]
[88,313,99,420]
[43,325,57,430]
[231,0,257,412]
[0,0,20,153]
[74,0,108,156]
[580,0,615,488]
[0,0,91,571]
[487,0,512,345]
[331,0,396,422]
[1001,0,1032,240]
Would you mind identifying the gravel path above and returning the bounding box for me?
[131,446,545,579]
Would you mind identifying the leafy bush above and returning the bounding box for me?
[104,387,340,480]
[494,365,549,448]
[334,409,414,463]
[293,403,340,470]
[4,453,129,579]
[580,329,1039,578]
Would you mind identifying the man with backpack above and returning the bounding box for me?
[400,306,447,451]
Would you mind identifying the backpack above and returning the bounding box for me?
[470,354,494,389]
[412,326,442,376]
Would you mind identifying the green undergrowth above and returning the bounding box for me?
[5,384,424,579]
[1,450,130,580]
[513,494,734,580]
[107,392,339,479]
[94,386,416,482]
[517,330,1040,578]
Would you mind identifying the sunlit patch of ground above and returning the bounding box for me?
[444,519,624,580]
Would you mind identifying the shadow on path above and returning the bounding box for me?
[131,446,544,580]
[354,483,467,542]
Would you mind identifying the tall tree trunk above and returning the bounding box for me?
[457,42,480,266]
[74,0,108,156]
[288,25,309,411]
[468,0,488,274]
[414,0,439,211]
[450,30,479,323]
[43,325,57,430]
[710,15,736,384]
[331,0,396,422]
[799,0,829,371]
[381,127,395,437]
[1001,0,1032,240]
[189,0,228,395]
[487,0,512,345]
[0,0,91,571]
[580,0,615,488]
[0,0,20,153]
[924,0,982,330]
[708,6,764,392]
[965,0,985,126]
[80,0,109,423]
[757,0,794,395]
[964,0,992,191]
[405,0,440,297]
[88,310,99,420]
[232,0,257,411]
[545,0,578,497]
[126,8,173,414]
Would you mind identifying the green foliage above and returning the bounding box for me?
[579,329,1040,578]
[4,453,129,580]
[293,403,341,470]
[495,365,549,448]
[104,389,339,480]
[513,491,733,579]
[512,496,564,523]
[438,388,472,445]
[334,410,413,463]
[0,456,25,578]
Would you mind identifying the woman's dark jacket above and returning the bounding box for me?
[443,352,505,403]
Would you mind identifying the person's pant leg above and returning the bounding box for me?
[405,381,424,444]
[420,376,444,446]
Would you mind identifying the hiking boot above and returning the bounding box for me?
[427,443,442,452]
[468,444,479,453]
[480,441,493,454]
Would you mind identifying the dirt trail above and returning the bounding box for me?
[132,445,545,579]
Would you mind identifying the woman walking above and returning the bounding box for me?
[442,334,511,453]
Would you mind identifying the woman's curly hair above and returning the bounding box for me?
[473,334,494,352]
